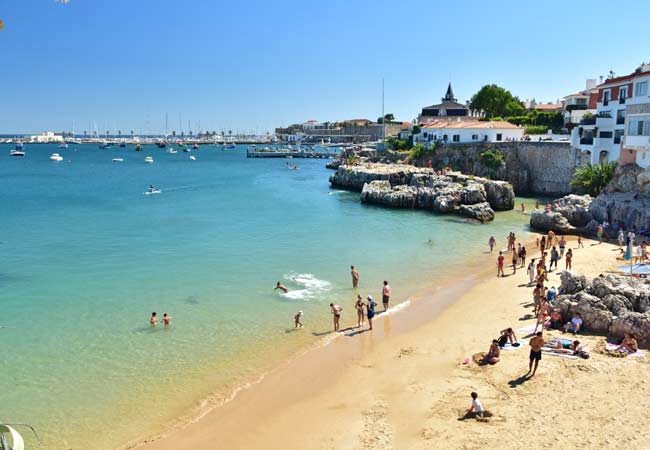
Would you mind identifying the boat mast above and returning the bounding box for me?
[381,77,385,143]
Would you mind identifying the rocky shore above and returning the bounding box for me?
[329,163,515,222]
[530,164,650,234]
[559,271,650,346]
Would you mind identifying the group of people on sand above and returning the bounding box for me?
[494,233,529,277]
[279,266,392,332]
[149,311,172,327]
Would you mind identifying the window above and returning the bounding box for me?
[443,134,448,141]
[614,129,624,144]
[628,115,650,136]
[472,134,478,140]
[617,109,626,125]
[452,134,460,142]
[619,86,627,104]
[635,81,648,97]
[599,131,613,139]
[496,133,503,141]
[603,90,610,105]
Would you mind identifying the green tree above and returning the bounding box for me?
[479,149,505,170]
[470,84,525,119]
[377,113,395,124]
[570,162,617,196]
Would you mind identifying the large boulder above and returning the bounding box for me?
[360,181,417,208]
[553,194,594,227]
[560,270,588,295]
[610,313,650,347]
[529,210,574,233]
[483,180,515,211]
[555,291,614,333]
[457,202,495,223]
[459,183,487,205]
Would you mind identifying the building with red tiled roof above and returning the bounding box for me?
[413,119,523,146]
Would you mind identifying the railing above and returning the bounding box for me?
[580,117,596,125]
[580,137,594,145]
[565,104,588,111]
[603,99,609,106]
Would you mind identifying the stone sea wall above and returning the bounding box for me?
[416,141,587,196]
[329,163,515,223]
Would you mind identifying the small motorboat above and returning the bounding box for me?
[59,143,69,149]
[99,142,111,149]
[189,155,196,161]
[112,158,124,163]
[50,153,63,162]
[226,143,235,149]
[192,143,199,150]
[9,149,25,157]
[183,148,191,153]
[167,148,177,154]
[135,144,143,152]
[144,156,154,164]
[119,142,126,148]
[144,189,161,195]
[156,142,167,148]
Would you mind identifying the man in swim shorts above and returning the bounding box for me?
[351,265,360,288]
[382,280,391,311]
[330,303,342,331]
[527,331,545,377]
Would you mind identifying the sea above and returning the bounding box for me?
[0,142,537,450]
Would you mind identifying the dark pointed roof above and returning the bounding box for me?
[443,82,457,103]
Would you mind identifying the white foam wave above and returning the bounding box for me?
[380,299,412,316]
[281,272,331,301]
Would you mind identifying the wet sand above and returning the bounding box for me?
[132,237,649,450]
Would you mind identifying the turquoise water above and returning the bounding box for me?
[0,143,534,449]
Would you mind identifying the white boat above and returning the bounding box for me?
[59,143,69,149]
[167,148,177,154]
[49,153,63,162]
[9,150,25,157]
[144,156,154,164]
[144,189,161,195]
[189,155,196,160]
[112,158,124,163]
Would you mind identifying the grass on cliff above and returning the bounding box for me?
[570,162,617,196]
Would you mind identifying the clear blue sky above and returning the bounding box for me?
[0,0,647,134]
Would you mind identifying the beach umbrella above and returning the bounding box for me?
[617,264,650,276]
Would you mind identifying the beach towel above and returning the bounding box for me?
[500,342,526,350]
[516,324,538,335]
[540,350,578,360]
[605,342,645,357]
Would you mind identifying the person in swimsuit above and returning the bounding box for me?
[497,251,505,277]
[330,303,342,331]
[519,245,527,268]
[545,309,563,330]
[511,249,518,274]
[597,224,603,244]
[565,248,573,270]
[382,281,391,311]
[488,236,496,253]
[543,339,581,354]
[366,295,376,330]
[558,236,566,257]
[527,332,545,377]
[563,313,583,333]
[534,297,549,333]
[521,203,525,214]
[615,333,638,354]
[577,236,584,248]
[499,327,518,346]
[294,311,303,328]
[149,312,157,325]
[540,236,546,255]
[527,259,536,284]
[355,294,365,328]
[162,313,172,326]
[532,283,542,315]
[481,340,501,364]
[274,281,289,293]
[351,265,360,288]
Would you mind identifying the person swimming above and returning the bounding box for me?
[274,281,289,293]
[162,313,172,326]
[149,312,157,325]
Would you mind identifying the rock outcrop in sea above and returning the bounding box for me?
[557,271,650,346]
[530,164,650,235]
[329,163,515,222]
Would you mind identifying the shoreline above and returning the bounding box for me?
[131,236,650,450]
[126,230,535,450]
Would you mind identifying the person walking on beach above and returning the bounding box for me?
[330,303,342,331]
[565,249,573,270]
[519,245,527,268]
[162,313,172,327]
[577,236,584,248]
[497,251,505,277]
[558,236,566,257]
[511,249,518,275]
[489,236,496,253]
[618,229,625,249]
[534,297,549,333]
[382,281,391,311]
[351,265,360,288]
[274,281,289,293]
[149,312,157,325]
[549,246,559,271]
[527,259,536,284]
[527,332,545,377]
[294,311,303,328]
[366,295,376,330]
[597,224,604,244]
[540,236,546,255]
[355,294,365,327]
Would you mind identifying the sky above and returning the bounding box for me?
[0,0,647,134]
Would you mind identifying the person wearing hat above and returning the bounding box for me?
[366,295,376,330]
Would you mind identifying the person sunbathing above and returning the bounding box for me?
[544,339,581,354]
[616,333,639,354]
[480,340,501,364]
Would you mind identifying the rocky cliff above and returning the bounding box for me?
[557,271,650,346]
[330,163,515,222]
[530,165,650,235]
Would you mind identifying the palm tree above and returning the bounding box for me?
[106,130,110,139]
[130,130,135,139]
[570,162,617,196]
[83,130,88,139]
[118,130,122,138]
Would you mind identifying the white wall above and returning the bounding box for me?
[413,127,523,145]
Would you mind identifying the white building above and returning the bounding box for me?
[572,64,650,166]
[302,120,326,131]
[29,131,64,143]
[413,119,523,147]
[563,79,598,130]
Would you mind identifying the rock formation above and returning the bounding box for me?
[556,271,650,346]
[330,163,515,223]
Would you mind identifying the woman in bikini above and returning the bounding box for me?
[355,294,365,328]
[616,333,639,354]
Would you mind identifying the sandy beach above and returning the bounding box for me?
[134,237,649,450]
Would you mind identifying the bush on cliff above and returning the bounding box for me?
[570,162,617,196]
[479,149,505,171]
[409,143,436,161]
[525,125,549,135]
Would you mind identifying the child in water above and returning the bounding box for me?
[294,311,303,328]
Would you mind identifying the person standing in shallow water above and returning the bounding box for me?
[355,294,365,327]
[330,303,342,331]
[488,236,496,253]
[351,265,360,288]
[149,312,157,325]
[162,313,172,327]
[382,280,391,311]
[366,295,376,330]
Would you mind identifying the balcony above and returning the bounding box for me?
[580,117,596,126]
[580,137,594,145]
[619,97,626,105]
[565,104,588,111]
